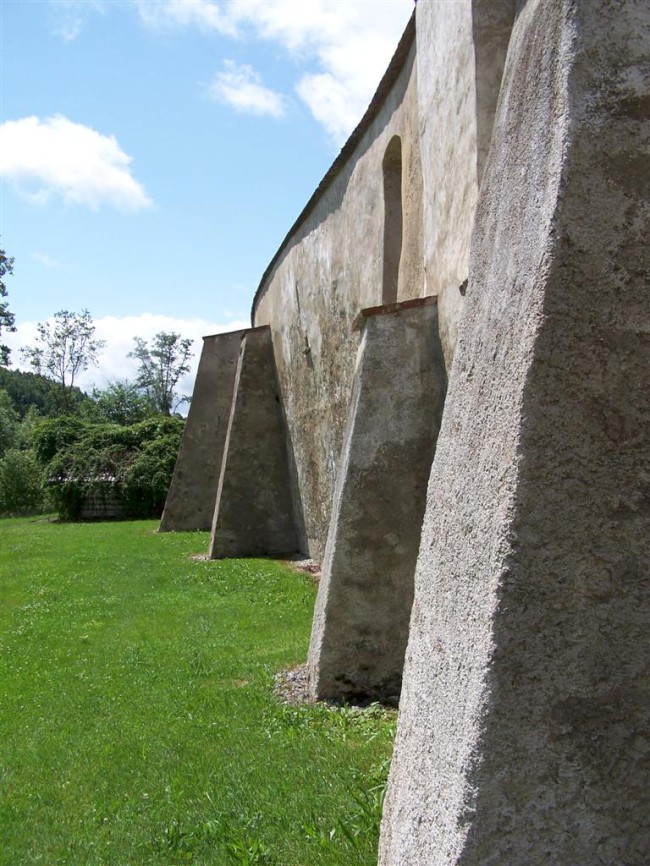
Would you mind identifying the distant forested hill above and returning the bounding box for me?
[0,368,88,417]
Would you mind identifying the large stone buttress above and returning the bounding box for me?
[379,1,650,863]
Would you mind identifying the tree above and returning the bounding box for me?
[16,405,43,451]
[0,245,16,367]
[128,332,193,416]
[0,389,19,457]
[82,380,155,426]
[0,448,44,515]
[21,309,105,412]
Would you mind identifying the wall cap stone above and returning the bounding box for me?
[201,325,269,342]
[352,295,437,331]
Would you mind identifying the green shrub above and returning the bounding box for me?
[0,389,19,457]
[0,448,45,515]
[123,433,182,518]
[129,415,185,447]
[35,415,184,520]
[31,415,86,464]
[16,405,44,451]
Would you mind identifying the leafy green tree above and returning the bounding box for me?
[0,245,16,367]
[129,332,193,416]
[16,405,43,451]
[83,380,155,426]
[0,448,44,515]
[0,389,19,456]
[21,309,105,412]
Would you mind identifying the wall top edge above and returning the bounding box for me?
[352,295,437,331]
[250,10,417,326]
[202,325,270,342]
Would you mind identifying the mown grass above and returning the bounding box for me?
[0,518,395,865]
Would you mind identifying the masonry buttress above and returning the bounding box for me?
[209,326,298,559]
[308,298,446,703]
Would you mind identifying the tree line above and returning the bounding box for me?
[0,243,191,519]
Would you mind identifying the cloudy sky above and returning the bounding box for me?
[1,0,413,397]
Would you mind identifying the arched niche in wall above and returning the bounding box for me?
[382,135,403,305]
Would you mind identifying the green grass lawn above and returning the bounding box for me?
[0,518,395,865]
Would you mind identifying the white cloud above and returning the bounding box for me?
[48,0,413,142]
[5,313,249,410]
[209,61,286,118]
[227,0,360,52]
[50,0,107,42]
[296,73,361,146]
[134,0,237,36]
[140,0,413,143]
[0,115,152,211]
[90,313,250,399]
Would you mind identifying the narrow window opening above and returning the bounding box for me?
[382,136,403,305]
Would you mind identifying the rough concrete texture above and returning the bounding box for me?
[308,298,446,703]
[253,31,423,558]
[160,331,242,532]
[379,1,650,864]
[209,326,298,559]
[416,0,515,369]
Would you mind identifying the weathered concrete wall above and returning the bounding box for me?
[252,23,423,558]
[247,2,515,559]
[160,331,242,532]
[416,0,515,369]
[308,298,446,703]
[209,326,299,559]
[380,0,650,863]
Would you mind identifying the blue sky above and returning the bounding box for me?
[1,0,413,394]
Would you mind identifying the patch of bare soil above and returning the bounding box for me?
[283,556,321,584]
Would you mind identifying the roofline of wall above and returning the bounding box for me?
[250,9,417,325]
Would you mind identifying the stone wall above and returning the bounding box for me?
[164,2,520,560]
[379,0,650,862]
[416,0,515,367]
[162,0,649,859]
[252,22,423,558]
[249,1,517,559]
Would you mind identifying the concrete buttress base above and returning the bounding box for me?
[308,298,446,703]
[160,330,244,532]
[209,326,298,558]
